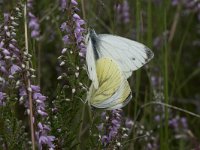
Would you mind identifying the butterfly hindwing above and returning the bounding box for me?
[88,57,131,109]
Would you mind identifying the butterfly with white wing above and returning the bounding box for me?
[85,29,154,110]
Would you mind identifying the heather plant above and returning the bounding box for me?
[0,0,200,150]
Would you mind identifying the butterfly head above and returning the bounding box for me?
[85,28,98,44]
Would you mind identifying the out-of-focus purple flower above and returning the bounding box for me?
[154,115,161,122]
[27,0,40,39]
[153,31,169,49]
[4,13,10,22]
[169,118,179,129]
[97,123,104,131]
[101,135,110,145]
[180,117,188,129]
[125,118,134,129]
[71,0,78,5]
[172,0,179,6]
[60,22,69,32]
[28,15,39,29]
[62,35,71,44]
[0,92,6,106]
[115,0,130,24]
[172,0,200,21]
[169,116,188,132]
[60,0,67,11]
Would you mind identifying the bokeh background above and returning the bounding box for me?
[0,0,200,149]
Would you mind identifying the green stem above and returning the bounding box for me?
[163,5,169,150]
[77,104,86,150]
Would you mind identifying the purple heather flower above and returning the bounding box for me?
[71,0,78,5]
[31,85,40,92]
[27,0,40,39]
[4,13,10,22]
[36,123,55,150]
[180,117,188,129]
[154,115,161,122]
[0,9,54,149]
[31,30,40,38]
[10,64,21,75]
[122,0,130,23]
[169,116,188,132]
[172,0,179,6]
[115,0,130,24]
[125,118,134,129]
[28,15,40,29]
[98,109,123,146]
[0,92,6,106]
[0,13,22,105]
[60,0,67,11]
[30,84,55,148]
[97,123,104,131]
[98,109,134,148]
[153,31,169,49]
[62,35,71,44]
[172,0,200,21]
[59,0,86,57]
[101,135,110,145]
[169,118,179,129]
[60,22,69,32]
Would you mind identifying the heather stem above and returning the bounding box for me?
[81,0,86,22]
[24,3,36,150]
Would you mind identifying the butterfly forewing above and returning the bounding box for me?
[97,34,154,78]
[86,39,99,89]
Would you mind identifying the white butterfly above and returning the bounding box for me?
[85,29,154,109]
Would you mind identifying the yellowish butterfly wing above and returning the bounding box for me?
[87,57,132,109]
[89,57,122,103]
[107,80,132,110]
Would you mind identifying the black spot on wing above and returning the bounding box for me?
[145,47,154,62]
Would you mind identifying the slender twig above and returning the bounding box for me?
[81,0,86,22]
[122,134,149,146]
[135,101,200,122]
[24,3,36,150]
[168,3,181,43]
[39,3,59,23]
